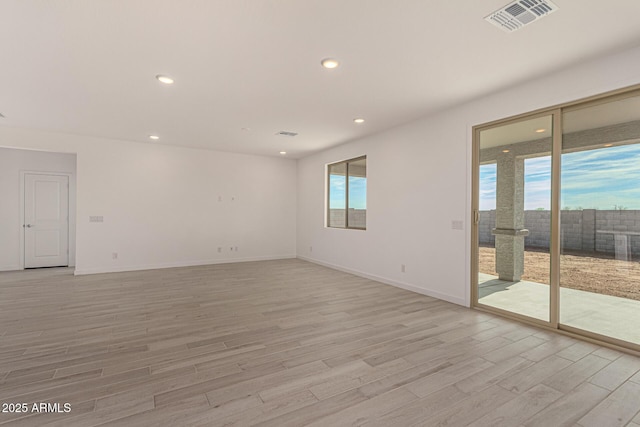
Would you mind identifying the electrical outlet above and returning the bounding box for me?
[234,246,238,252]
[401,264,405,273]
[310,246,313,252]
[217,247,222,253]
[112,252,118,260]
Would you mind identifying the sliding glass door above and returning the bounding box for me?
[559,93,640,346]
[473,87,640,351]
[475,114,553,323]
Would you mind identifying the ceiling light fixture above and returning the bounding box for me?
[156,75,174,84]
[149,135,160,140]
[280,151,287,155]
[502,149,510,153]
[535,128,546,133]
[321,58,339,69]
[353,118,365,124]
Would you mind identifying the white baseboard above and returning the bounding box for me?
[0,265,21,272]
[74,254,297,276]
[297,255,467,307]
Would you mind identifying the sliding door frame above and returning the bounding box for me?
[471,84,640,354]
[472,108,559,329]
[549,109,562,329]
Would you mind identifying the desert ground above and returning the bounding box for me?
[479,246,640,301]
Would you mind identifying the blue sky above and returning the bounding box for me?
[329,175,366,209]
[479,144,640,210]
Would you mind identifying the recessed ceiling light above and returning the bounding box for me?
[321,58,339,69]
[502,149,510,153]
[280,151,287,155]
[149,135,160,140]
[535,128,546,133]
[353,118,365,124]
[156,75,174,84]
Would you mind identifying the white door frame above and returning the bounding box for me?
[19,170,75,270]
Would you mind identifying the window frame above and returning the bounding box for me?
[326,155,367,230]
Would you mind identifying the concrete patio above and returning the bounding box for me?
[479,273,640,345]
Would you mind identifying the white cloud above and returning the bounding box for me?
[479,144,640,210]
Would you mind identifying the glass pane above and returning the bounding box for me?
[477,115,552,322]
[348,158,366,229]
[328,162,346,228]
[560,93,640,345]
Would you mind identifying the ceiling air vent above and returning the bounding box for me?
[486,0,558,32]
[276,131,298,137]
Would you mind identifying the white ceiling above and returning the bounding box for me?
[480,116,552,148]
[1,1,640,159]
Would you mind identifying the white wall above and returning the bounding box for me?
[0,147,77,271]
[0,129,297,274]
[297,45,640,307]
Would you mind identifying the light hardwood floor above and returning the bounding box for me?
[1,259,639,426]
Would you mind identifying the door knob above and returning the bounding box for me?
[25,224,34,228]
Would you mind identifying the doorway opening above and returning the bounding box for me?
[0,147,76,272]
[472,86,640,352]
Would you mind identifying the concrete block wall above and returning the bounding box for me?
[478,210,496,246]
[479,209,640,256]
[329,209,366,228]
[525,210,551,248]
[560,211,585,251]
[596,210,640,254]
[582,209,596,252]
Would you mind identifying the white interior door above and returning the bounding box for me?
[24,174,69,268]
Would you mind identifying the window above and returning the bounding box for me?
[327,156,367,229]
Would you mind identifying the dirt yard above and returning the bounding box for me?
[479,246,640,301]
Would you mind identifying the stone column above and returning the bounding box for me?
[491,151,529,281]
